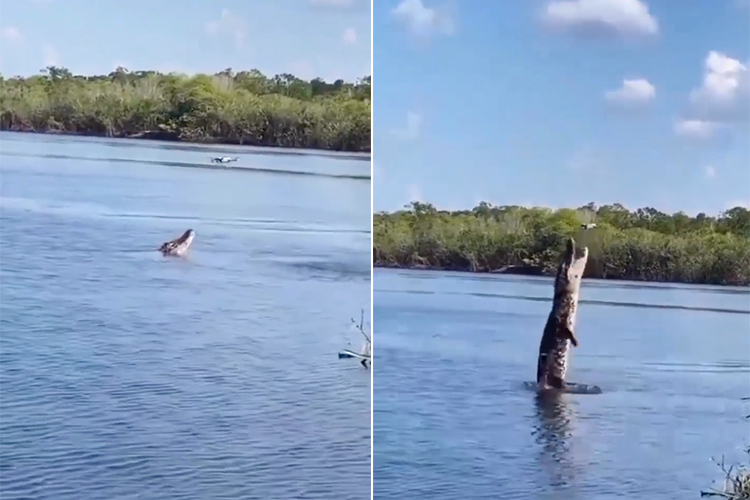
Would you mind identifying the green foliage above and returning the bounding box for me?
[374,201,750,286]
[0,66,371,152]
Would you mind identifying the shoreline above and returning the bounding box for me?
[372,262,750,288]
[0,128,372,155]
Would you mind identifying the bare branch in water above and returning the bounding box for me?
[701,398,750,499]
[351,308,371,344]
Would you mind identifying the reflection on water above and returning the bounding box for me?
[532,393,577,491]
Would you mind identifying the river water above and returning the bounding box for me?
[373,267,750,500]
[0,132,372,500]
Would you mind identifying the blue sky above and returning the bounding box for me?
[0,0,371,82]
[373,0,750,215]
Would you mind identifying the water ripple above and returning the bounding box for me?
[0,137,371,500]
[374,269,750,500]
[377,289,750,315]
[0,151,370,180]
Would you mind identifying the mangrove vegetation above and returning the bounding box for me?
[0,66,371,152]
[373,201,750,286]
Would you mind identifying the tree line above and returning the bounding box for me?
[373,201,750,286]
[0,66,371,152]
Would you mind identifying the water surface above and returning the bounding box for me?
[374,268,750,500]
[0,132,371,500]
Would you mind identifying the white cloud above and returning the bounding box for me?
[673,119,725,140]
[343,28,357,45]
[1,26,23,45]
[687,51,749,123]
[675,52,750,140]
[392,0,454,38]
[206,9,246,49]
[42,44,59,67]
[543,0,658,37]
[692,52,747,103]
[704,165,716,179]
[394,111,422,140]
[605,78,655,104]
